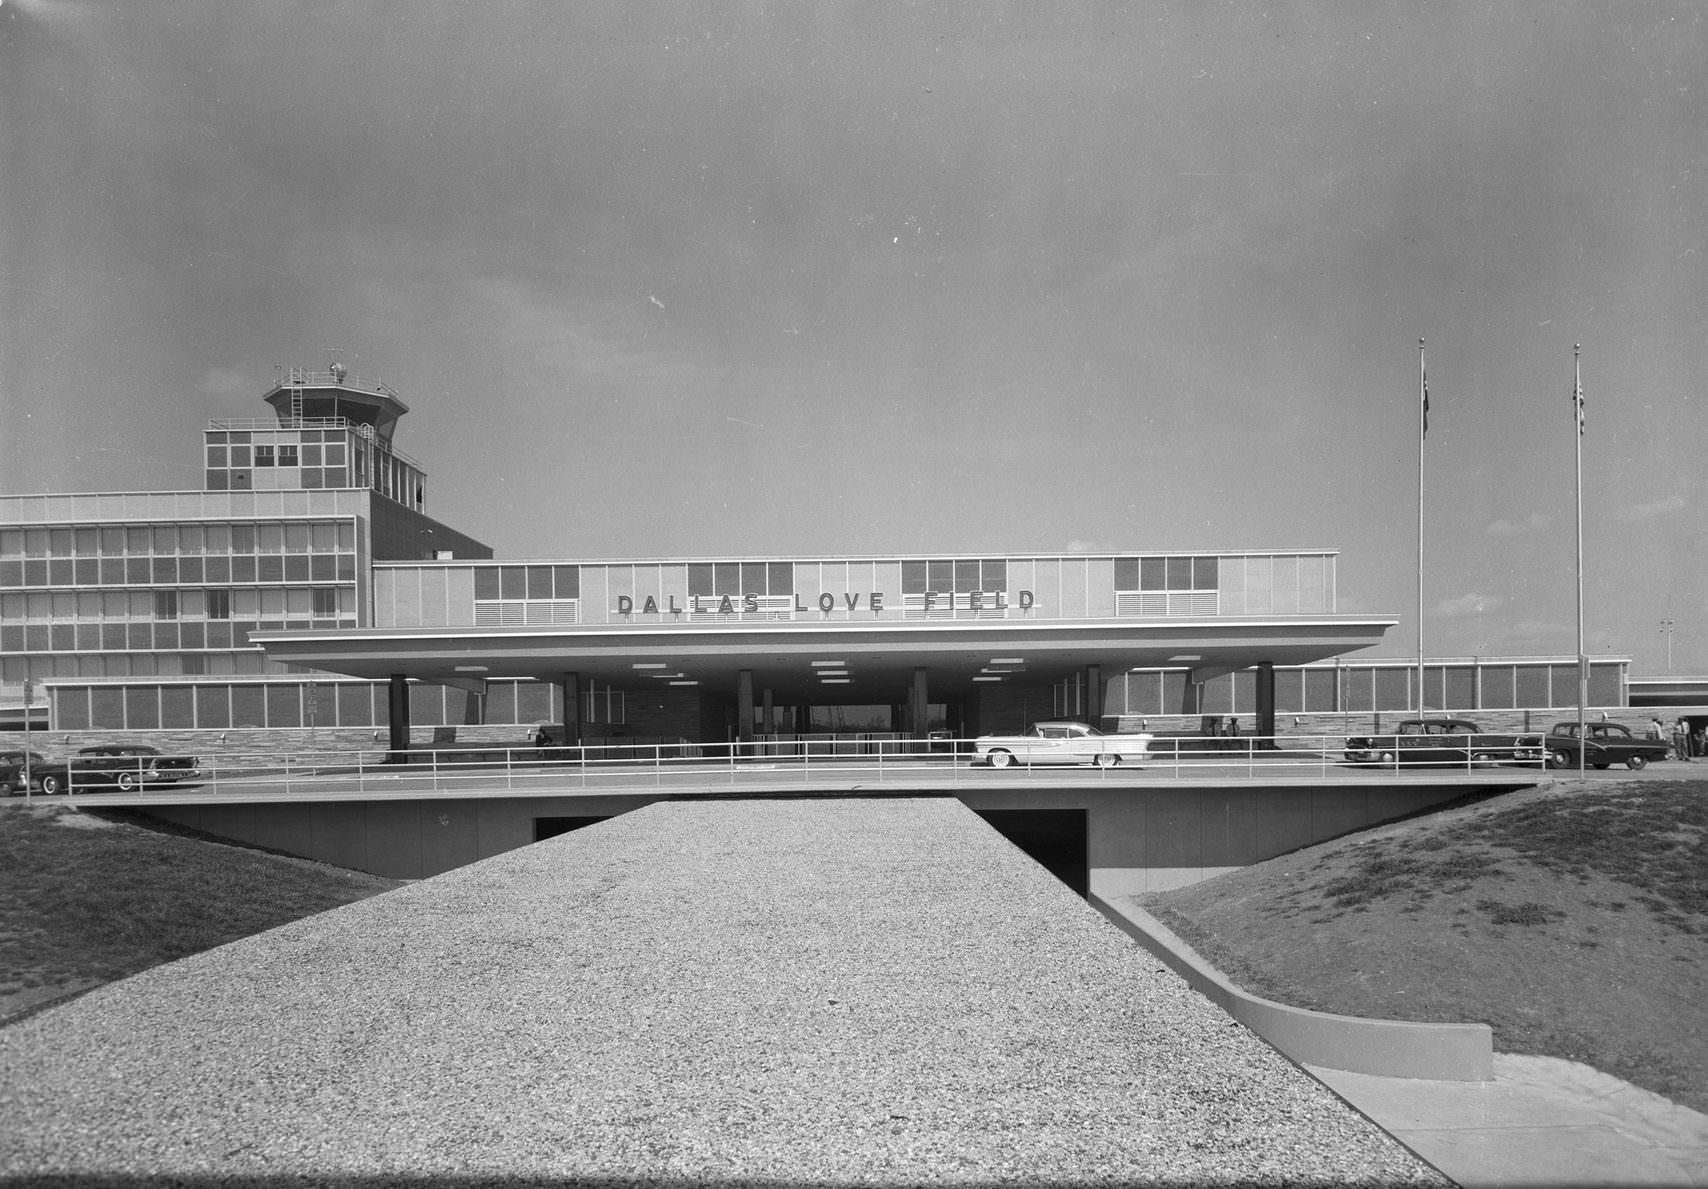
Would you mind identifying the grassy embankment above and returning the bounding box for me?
[0,801,401,1022]
[1143,777,1708,1113]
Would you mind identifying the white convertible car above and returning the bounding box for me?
[974,721,1153,768]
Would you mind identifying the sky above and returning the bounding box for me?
[2,1,1705,675]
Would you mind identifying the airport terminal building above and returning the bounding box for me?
[0,369,1642,755]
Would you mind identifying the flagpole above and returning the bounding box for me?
[1418,338,1426,716]
[1575,344,1586,777]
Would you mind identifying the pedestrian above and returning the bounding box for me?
[1692,723,1706,761]
[1647,717,1665,742]
[1673,718,1692,763]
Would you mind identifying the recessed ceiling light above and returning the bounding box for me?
[819,678,851,684]
[973,676,1003,682]
[811,660,846,667]
[669,680,699,686]
[1168,654,1202,662]
[990,657,1024,665]
[815,670,849,677]
[453,665,489,673]
[649,673,686,679]
[632,663,669,669]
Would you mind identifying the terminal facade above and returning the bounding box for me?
[0,368,1647,753]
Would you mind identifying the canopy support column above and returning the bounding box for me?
[1255,662,1276,746]
[386,673,410,762]
[737,670,755,745]
[911,668,930,740]
[560,672,583,749]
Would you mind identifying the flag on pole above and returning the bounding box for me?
[1573,373,1585,434]
[1422,366,1430,438]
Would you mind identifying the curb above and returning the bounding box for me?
[1091,892,1493,1082]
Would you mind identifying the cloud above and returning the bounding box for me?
[460,277,718,393]
[1486,513,1551,537]
[1436,592,1504,618]
[1063,539,1108,553]
[1618,494,1686,521]
[1,0,99,28]
[197,367,255,400]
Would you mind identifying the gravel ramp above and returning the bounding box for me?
[0,797,1444,1186]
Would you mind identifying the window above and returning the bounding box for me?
[1115,555,1222,616]
[254,445,275,467]
[312,588,338,617]
[898,558,1009,617]
[689,561,791,598]
[206,589,231,620]
[278,443,299,467]
[153,590,178,620]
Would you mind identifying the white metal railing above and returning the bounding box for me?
[5,732,1558,802]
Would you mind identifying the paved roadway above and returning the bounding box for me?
[48,750,1553,805]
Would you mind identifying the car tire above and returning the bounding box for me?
[117,771,138,791]
[1093,752,1118,768]
[1625,754,1649,770]
[1548,750,1573,769]
[40,774,62,795]
[1472,751,1495,766]
[988,749,1013,769]
[1377,750,1397,768]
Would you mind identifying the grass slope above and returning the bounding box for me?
[1142,778,1708,1112]
[0,802,401,1021]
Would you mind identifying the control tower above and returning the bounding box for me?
[206,363,429,512]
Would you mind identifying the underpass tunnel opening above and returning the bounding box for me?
[534,816,612,842]
[974,808,1089,898]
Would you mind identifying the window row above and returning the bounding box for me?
[686,561,794,597]
[48,678,622,731]
[5,586,349,622]
[1113,556,1220,592]
[1,617,353,654]
[1,651,277,683]
[1109,663,1623,715]
[207,467,353,491]
[207,442,346,469]
[3,553,357,588]
[1,521,357,558]
[473,565,582,601]
[900,559,1008,595]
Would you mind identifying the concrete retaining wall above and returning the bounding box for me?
[1090,892,1494,1081]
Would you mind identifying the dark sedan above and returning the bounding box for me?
[0,750,48,795]
[33,744,200,795]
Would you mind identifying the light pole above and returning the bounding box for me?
[21,677,34,798]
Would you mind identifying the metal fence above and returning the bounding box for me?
[3,732,1562,801]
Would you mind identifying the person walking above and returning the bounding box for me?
[1673,718,1692,763]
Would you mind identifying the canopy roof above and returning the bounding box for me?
[255,615,1397,703]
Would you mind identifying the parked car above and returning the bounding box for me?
[0,750,47,795]
[1543,722,1669,771]
[975,721,1153,768]
[1343,718,1544,768]
[32,744,201,794]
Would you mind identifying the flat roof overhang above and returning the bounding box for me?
[254,616,1398,703]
